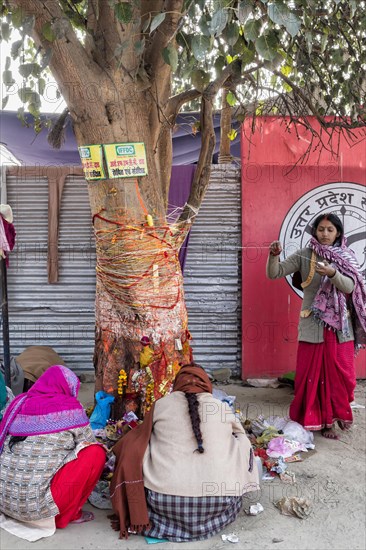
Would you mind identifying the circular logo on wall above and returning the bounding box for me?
[279,182,366,297]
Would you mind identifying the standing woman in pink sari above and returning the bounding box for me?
[267,213,366,439]
[0,365,106,539]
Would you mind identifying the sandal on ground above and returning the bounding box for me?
[321,428,339,440]
[70,510,95,524]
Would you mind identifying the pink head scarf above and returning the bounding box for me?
[0,365,89,452]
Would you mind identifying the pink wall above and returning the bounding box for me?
[241,117,366,378]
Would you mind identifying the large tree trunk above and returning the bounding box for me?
[12,0,200,418]
[71,88,192,418]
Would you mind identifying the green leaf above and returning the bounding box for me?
[233,39,255,65]
[223,23,239,46]
[191,69,210,92]
[17,107,26,126]
[256,101,264,115]
[191,35,211,61]
[38,78,46,96]
[280,64,292,76]
[263,52,283,70]
[331,49,343,66]
[320,33,328,53]
[255,31,279,61]
[214,56,226,75]
[150,12,166,33]
[1,22,10,41]
[199,18,211,37]
[243,19,261,42]
[142,13,151,33]
[19,63,40,78]
[162,44,178,72]
[11,7,23,29]
[18,86,33,103]
[134,38,145,55]
[226,91,236,107]
[209,9,229,37]
[241,45,255,66]
[2,96,9,109]
[42,22,56,42]
[213,0,231,8]
[28,102,40,117]
[227,128,237,141]
[11,39,23,59]
[5,56,11,70]
[115,2,133,24]
[238,0,253,24]
[2,70,15,86]
[180,56,196,80]
[267,3,301,38]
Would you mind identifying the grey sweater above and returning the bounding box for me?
[266,248,355,343]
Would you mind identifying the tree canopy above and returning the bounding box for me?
[2,1,365,129]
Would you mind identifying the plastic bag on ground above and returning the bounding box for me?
[89,391,115,430]
[212,388,236,410]
[267,437,308,458]
[282,420,315,449]
[265,416,315,449]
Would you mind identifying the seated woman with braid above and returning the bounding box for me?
[110,363,259,542]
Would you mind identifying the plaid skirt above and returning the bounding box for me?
[142,489,243,542]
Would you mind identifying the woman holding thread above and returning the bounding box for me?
[267,213,366,439]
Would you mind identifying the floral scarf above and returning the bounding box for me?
[309,237,366,351]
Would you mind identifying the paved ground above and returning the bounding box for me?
[1,380,365,550]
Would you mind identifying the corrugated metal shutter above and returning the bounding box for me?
[3,167,241,375]
[4,174,96,372]
[184,165,241,375]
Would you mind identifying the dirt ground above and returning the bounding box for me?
[1,380,365,550]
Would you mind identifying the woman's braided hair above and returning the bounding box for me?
[185,392,204,454]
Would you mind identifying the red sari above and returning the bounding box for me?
[289,329,356,430]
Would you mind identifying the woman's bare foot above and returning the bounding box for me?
[337,420,351,431]
[321,428,339,440]
[70,510,94,524]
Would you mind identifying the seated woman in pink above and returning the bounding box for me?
[0,365,106,537]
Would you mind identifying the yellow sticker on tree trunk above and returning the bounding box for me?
[78,145,106,180]
[103,142,148,179]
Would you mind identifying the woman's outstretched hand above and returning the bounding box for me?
[269,240,282,256]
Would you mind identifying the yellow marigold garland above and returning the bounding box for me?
[117,368,127,395]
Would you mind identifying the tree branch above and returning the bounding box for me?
[166,89,202,119]
[273,70,328,126]
[145,0,185,88]
[177,93,216,224]
[11,0,103,109]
